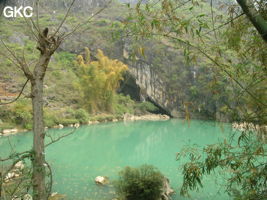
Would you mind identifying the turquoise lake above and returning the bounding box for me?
[0,119,233,200]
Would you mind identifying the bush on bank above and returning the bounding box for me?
[114,165,164,200]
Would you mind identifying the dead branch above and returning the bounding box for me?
[44,161,52,198]
[152,33,267,107]
[0,151,31,162]
[0,39,33,79]
[0,153,31,198]
[22,13,39,41]
[45,128,76,147]
[36,0,41,32]
[51,0,76,38]
[0,79,29,105]
[0,49,23,70]
[62,0,112,40]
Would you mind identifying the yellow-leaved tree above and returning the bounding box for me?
[75,48,128,113]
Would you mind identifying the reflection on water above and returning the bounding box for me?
[0,119,232,200]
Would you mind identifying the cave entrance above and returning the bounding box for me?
[145,97,172,116]
[119,72,172,117]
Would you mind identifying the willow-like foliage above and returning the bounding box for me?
[122,0,267,199]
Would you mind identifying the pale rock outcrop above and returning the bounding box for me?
[2,128,18,135]
[88,121,100,125]
[74,123,80,128]
[23,194,33,200]
[160,177,174,200]
[95,176,109,185]
[14,161,25,170]
[123,114,170,122]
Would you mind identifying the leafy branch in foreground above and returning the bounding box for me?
[178,129,267,199]
[122,1,267,199]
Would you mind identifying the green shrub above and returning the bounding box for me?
[7,100,33,129]
[56,118,79,126]
[114,94,135,115]
[74,108,89,123]
[135,101,158,113]
[115,165,164,200]
[89,114,115,122]
[44,110,57,128]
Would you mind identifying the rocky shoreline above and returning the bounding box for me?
[0,114,170,137]
[232,122,267,140]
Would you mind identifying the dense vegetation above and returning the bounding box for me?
[122,0,267,199]
[115,165,164,200]
[74,48,128,113]
[0,0,266,200]
[0,2,158,131]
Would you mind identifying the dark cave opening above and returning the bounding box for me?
[119,72,172,117]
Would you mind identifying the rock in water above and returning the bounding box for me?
[95,176,109,185]
[161,177,174,200]
[48,193,66,200]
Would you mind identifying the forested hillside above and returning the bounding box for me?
[0,0,161,131]
[0,0,266,200]
[0,0,247,131]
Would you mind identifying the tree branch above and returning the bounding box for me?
[0,151,31,162]
[237,0,267,42]
[0,39,33,79]
[51,0,76,38]
[63,0,112,40]
[0,79,29,105]
[45,128,76,147]
[152,33,267,107]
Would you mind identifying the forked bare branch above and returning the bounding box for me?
[45,128,77,148]
[0,79,29,105]
[51,0,76,38]
[0,39,33,79]
[63,0,112,40]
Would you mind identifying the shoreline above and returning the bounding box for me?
[0,113,170,137]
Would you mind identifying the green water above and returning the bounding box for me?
[0,119,233,200]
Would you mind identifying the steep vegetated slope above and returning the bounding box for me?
[0,0,161,130]
[0,0,236,130]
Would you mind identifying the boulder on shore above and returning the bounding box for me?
[2,128,18,135]
[123,114,170,122]
[14,161,25,170]
[160,177,175,200]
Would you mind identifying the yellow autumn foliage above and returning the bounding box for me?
[75,48,128,113]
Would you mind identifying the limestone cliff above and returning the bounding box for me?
[124,60,179,117]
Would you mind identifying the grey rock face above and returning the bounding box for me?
[126,59,179,117]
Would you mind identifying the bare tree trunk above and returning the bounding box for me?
[31,54,50,200]
[31,79,46,200]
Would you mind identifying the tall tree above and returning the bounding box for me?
[0,0,110,199]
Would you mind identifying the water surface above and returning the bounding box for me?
[0,119,232,200]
